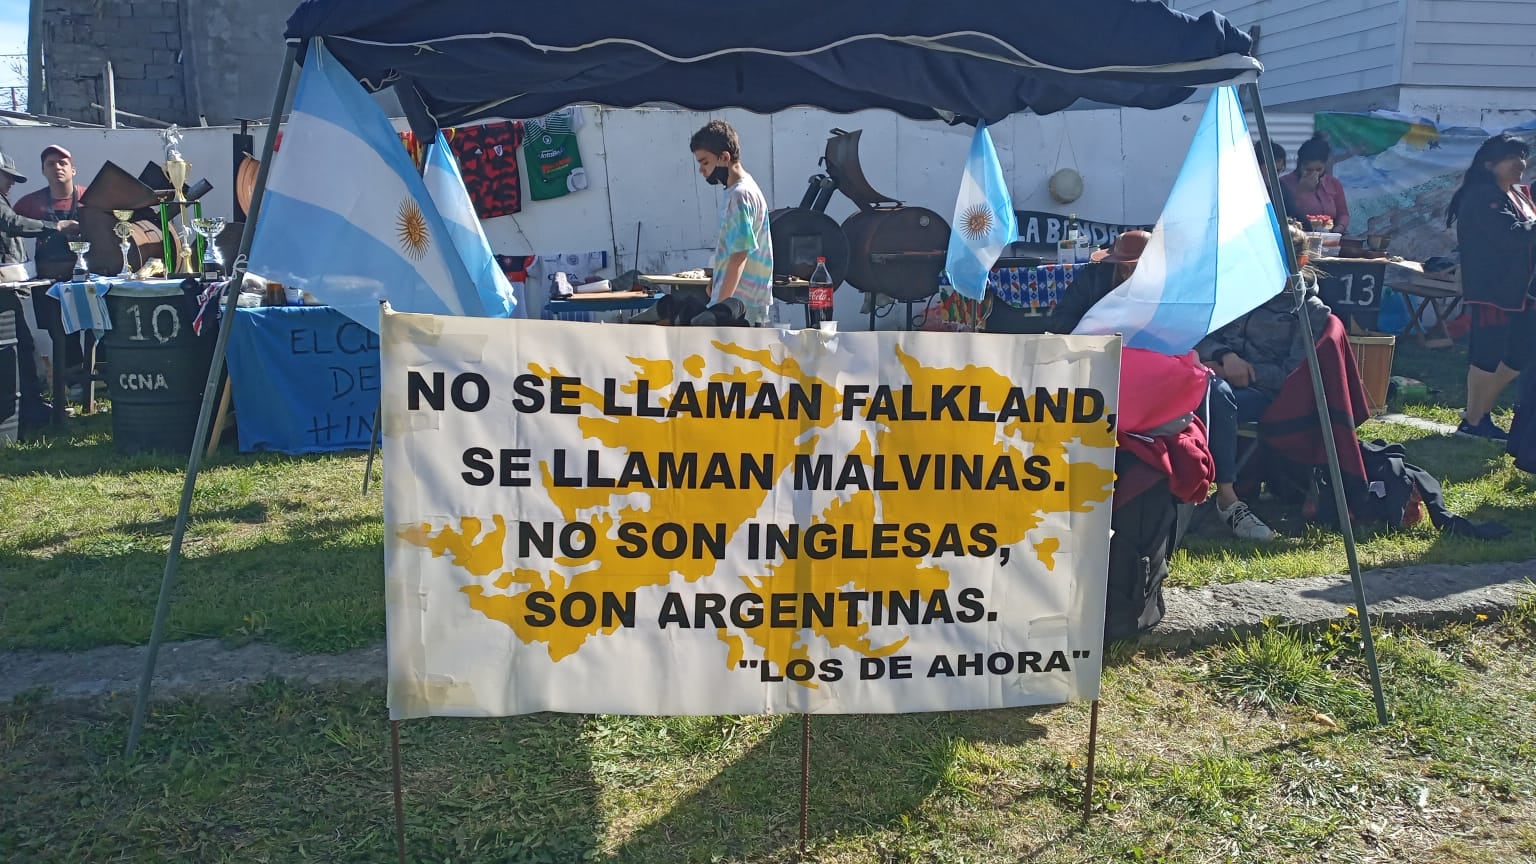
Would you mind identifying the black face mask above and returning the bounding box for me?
[706,165,731,186]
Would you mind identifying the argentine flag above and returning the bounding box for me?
[248,40,487,332]
[944,122,1017,301]
[424,133,522,318]
[1074,87,1286,355]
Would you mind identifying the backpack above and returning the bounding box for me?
[1315,440,1427,530]
[1105,450,1194,641]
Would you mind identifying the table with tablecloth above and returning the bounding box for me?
[933,262,1094,331]
[225,304,380,454]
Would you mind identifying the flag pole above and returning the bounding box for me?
[126,42,302,757]
[1243,83,1388,724]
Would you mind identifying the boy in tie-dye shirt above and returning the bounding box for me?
[689,120,773,325]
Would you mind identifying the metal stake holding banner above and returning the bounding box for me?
[1243,83,1389,724]
[363,401,382,494]
[799,714,812,861]
[1081,699,1101,820]
[125,43,302,757]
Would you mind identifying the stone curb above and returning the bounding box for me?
[2,560,1532,704]
[1149,559,1535,649]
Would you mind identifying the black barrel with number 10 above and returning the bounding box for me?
[101,281,216,455]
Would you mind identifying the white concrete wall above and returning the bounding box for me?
[0,104,1205,329]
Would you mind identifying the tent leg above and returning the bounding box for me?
[1244,83,1388,725]
[125,43,302,757]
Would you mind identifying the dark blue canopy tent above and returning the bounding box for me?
[280,0,1259,128]
[129,0,1389,764]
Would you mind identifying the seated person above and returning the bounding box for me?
[1198,222,1332,540]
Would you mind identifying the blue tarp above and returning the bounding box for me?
[284,0,1259,126]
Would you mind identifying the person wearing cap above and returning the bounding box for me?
[0,149,78,433]
[14,145,84,221]
[14,145,86,280]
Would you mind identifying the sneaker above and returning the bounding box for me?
[1216,499,1276,541]
[1456,415,1508,442]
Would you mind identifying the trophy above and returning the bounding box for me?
[68,241,91,280]
[192,216,227,274]
[175,223,195,276]
[112,210,136,277]
[160,125,188,204]
[160,125,192,272]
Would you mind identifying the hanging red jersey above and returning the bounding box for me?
[398,130,427,170]
[447,121,524,219]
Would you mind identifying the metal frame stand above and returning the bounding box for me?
[392,719,408,864]
[362,400,382,494]
[125,43,301,756]
[799,714,812,861]
[1081,699,1101,820]
[1244,83,1388,724]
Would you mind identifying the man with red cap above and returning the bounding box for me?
[15,145,83,219]
[15,145,86,277]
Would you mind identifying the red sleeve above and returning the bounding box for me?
[11,190,45,220]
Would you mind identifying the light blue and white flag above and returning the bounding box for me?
[1074,87,1286,355]
[248,40,485,332]
[943,122,1017,300]
[424,132,522,318]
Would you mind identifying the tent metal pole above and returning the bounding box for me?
[126,43,302,757]
[1244,82,1388,724]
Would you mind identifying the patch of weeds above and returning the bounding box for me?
[1153,752,1269,823]
[4,687,51,708]
[1427,620,1496,671]
[1517,824,1536,857]
[1205,626,1371,723]
[1265,809,1355,859]
[1498,587,1536,645]
[928,737,991,801]
[1373,628,1462,686]
[874,816,971,864]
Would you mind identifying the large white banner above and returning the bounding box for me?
[381,309,1121,719]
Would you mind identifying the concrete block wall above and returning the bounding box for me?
[41,0,188,125]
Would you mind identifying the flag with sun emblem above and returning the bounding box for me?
[249,40,488,332]
[944,122,1017,301]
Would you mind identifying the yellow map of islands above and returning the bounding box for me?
[399,342,1116,683]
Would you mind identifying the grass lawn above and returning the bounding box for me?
[5,611,1536,863]
[0,414,383,654]
[2,337,1531,654]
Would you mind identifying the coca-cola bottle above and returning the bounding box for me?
[809,257,834,313]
